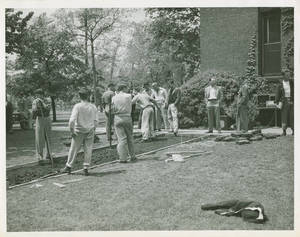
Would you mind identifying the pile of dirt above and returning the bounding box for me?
[215,130,281,145]
[7,134,196,186]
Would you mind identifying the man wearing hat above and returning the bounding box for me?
[32,89,52,163]
[112,83,136,163]
[132,83,159,142]
[151,82,168,131]
[61,88,98,175]
[102,83,116,141]
[275,70,294,136]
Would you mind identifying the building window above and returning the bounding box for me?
[261,9,281,75]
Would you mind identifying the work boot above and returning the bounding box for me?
[60,166,71,174]
[119,160,128,163]
[130,157,137,163]
[83,168,89,176]
[141,139,151,143]
[38,159,51,165]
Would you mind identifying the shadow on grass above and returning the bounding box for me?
[72,169,126,177]
[136,137,168,144]
[136,156,161,162]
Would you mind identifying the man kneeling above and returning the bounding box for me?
[61,88,98,175]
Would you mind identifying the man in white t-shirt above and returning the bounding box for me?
[61,88,98,175]
[204,77,222,133]
[132,83,159,141]
[112,83,136,163]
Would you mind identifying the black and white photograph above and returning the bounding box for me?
[2,0,299,235]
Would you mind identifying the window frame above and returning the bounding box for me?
[260,8,282,76]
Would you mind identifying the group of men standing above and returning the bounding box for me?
[100,80,181,143]
[19,69,293,174]
[58,79,181,173]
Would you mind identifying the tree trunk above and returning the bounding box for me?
[50,96,56,122]
[110,38,121,80]
[90,39,97,103]
[84,10,89,67]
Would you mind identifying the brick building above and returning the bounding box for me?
[200,7,294,79]
[199,8,294,127]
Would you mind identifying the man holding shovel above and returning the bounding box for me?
[61,88,98,176]
[32,89,52,165]
[102,83,116,142]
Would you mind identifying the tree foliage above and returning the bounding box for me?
[5,8,34,54]
[146,8,201,82]
[8,13,90,120]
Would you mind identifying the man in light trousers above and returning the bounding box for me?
[102,83,116,141]
[32,89,52,164]
[205,77,222,133]
[166,80,181,136]
[132,83,159,142]
[61,88,98,175]
[151,82,168,130]
[112,83,136,163]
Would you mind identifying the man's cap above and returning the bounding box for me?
[152,82,158,87]
[35,89,44,95]
[78,88,89,95]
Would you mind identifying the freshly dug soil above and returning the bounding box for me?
[7,134,196,186]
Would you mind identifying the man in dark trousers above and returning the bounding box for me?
[275,70,294,136]
[236,82,249,132]
[102,83,116,141]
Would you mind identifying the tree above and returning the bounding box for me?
[146,8,201,82]
[77,9,120,101]
[5,8,34,55]
[12,13,87,121]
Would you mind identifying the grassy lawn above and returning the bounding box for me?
[7,135,293,231]
[7,135,195,185]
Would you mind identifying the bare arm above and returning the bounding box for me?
[69,105,78,135]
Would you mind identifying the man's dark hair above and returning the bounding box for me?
[281,69,290,76]
[108,83,115,88]
[79,88,89,100]
[143,82,150,88]
[117,83,127,92]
